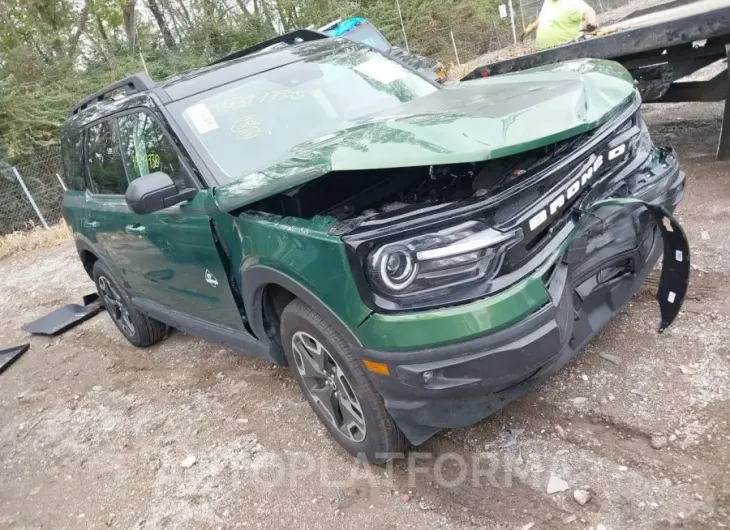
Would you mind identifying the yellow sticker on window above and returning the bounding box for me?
[147,153,161,169]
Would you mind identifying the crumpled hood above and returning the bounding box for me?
[215,59,637,212]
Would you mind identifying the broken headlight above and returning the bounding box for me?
[366,221,522,299]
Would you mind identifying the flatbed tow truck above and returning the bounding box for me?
[463,0,730,158]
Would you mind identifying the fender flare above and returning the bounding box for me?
[74,236,97,273]
[242,265,364,349]
[74,237,135,295]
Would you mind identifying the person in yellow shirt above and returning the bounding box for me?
[520,0,598,50]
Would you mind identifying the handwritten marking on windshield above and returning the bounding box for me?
[231,116,262,140]
[212,90,305,114]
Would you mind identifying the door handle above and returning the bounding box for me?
[125,224,146,234]
[83,220,99,229]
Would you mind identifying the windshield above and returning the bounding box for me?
[171,45,437,182]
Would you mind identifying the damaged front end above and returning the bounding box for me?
[331,103,687,327]
[236,95,687,330]
[229,90,688,446]
[211,57,688,446]
[338,104,688,445]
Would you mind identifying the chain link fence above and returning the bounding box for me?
[0,152,65,236]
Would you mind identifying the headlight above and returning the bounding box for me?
[379,245,418,291]
[367,221,521,299]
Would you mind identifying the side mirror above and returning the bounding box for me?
[125,172,197,215]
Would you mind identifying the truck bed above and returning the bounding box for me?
[462,0,730,79]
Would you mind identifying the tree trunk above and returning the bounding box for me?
[177,0,192,25]
[86,32,111,64]
[158,0,182,40]
[275,1,290,31]
[235,0,252,18]
[259,1,278,34]
[201,0,224,54]
[147,0,176,48]
[34,2,63,56]
[122,0,137,53]
[96,14,110,43]
[67,0,92,57]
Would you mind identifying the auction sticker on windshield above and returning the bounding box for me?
[185,103,219,135]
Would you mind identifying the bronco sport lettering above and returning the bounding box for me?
[528,140,628,233]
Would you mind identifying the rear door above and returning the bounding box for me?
[82,119,136,269]
[84,111,247,333]
[61,127,92,240]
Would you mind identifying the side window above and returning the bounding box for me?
[118,112,187,189]
[86,121,127,195]
[61,130,85,190]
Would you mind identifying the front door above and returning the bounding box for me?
[84,110,247,332]
[121,191,246,332]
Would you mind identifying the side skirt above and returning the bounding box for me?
[132,297,276,362]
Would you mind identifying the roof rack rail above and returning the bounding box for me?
[71,73,155,116]
[208,29,328,66]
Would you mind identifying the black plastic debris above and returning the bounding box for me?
[585,197,690,332]
[0,343,30,375]
[22,293,103,336]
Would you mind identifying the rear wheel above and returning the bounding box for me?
[280,298,408,462]
[92,261,168,347]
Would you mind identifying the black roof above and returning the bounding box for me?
[65,30,343,127]
[62,38,356,134]
[70,73,155,115]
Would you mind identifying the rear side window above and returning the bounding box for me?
[118,112,187,190]
[61,130,85,190]
[86,120,127,195]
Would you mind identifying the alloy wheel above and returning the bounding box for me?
[291,331,367,442]
[98,276,136,338]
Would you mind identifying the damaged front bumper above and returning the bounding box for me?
[356,150,687,446]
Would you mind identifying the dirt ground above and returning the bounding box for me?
[3,74,730,530]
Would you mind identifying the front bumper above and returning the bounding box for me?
[357,152,686,445]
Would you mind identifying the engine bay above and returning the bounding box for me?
[244,132,590,224]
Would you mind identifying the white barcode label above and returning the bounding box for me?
[185,103,219,135]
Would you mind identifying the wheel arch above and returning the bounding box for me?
[75,238,99,280]
[243,266,364,361]
[74,237,127,290]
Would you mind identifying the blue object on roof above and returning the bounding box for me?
[327,17,366,37]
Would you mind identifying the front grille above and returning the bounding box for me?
[495,110,640,275]
[502,211,574,272]
[485,132,595,226]
[493,188,541,225]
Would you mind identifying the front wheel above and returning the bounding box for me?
[280,299,408,463]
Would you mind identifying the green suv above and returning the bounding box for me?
[61,32,689,462]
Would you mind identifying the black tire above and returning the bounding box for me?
[280,298,408,463]
[92,261,168,348]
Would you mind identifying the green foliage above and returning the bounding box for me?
[0,0,507,165]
